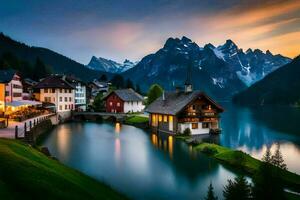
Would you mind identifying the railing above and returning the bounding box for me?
[14,114,55,140]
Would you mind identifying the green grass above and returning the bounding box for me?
[194,143,300,192]
[0,139,128,200]
[125,115,149,124]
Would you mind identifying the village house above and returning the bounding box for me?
[0,69,41,116]
[34,75,75,119]
[145,83,224,135]
[103,88,144,113]
[63,76,87,111]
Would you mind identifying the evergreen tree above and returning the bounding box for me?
[99,74,107,81]
[204,183,218,200]
[262,146,272,163]
[110,74,125,89]
[147,84,163,105]
[135,84,141,94]
[223,176,252,200]
[92,92,105,112]
[270,143,287,170]
[126,78,134,89]
[252,162,286,200]
[33,57,50,80]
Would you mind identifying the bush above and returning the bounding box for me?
[183,128,191,136]
[202,146,218,155]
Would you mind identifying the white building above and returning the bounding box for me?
[64,76,87,111]
[34,75,75,119]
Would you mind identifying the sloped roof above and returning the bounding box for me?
[34,75,75,89]
[145,90,224,115]
[104,88,144,102]
[0,69,16,83]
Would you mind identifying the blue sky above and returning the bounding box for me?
[0,0,299,63]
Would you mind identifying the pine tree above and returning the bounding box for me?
[262,146,272,163]
[126,78,134,89]
[253,162,286,200]
[110,74,125,89]
[99,74,107,81]
[223,176,252,200]
[135,84,141,94]
[147,84,163,105]
[204,183,218,200]
[270,143,287,170]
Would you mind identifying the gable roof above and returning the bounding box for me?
[0,69,16,83]
[34,75,75,89]
[145,90,223,115]
[104,88,144,102]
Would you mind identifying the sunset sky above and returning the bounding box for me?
[0,0,299,63]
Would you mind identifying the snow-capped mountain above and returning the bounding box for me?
[207,39,291,86]
[86,56,136,73]
[122,36,291,99]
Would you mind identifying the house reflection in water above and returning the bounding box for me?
[114,123,121,166]
[151,133,174,159]
[115,122,121,134]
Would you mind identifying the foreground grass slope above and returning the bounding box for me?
[0,139,127,200]
[194,143,300,192]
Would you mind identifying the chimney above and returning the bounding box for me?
[162,91,165,101]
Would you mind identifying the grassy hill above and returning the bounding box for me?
[0,33,112,81]
[0,139,127,200]
[233,55,300,105]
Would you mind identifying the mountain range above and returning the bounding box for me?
[122,36,290,99]
[0,33,111,81]
[233,55,300,105]
[86,56,136,73]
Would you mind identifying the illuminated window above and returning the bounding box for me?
[169,116,173,131]
[163,115,168,122]
[158,115,162,122]
[110,102,112,106]
[117,102,120,107]
[192,123,198,129]
[151,114,156,126]
[208,105,211,110]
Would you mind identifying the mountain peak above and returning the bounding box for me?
[204,43,216,49]
[181,36,192,43]
[223,39,238,49]
[266,50,273,56]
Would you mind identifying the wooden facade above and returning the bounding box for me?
[105,93,124,113]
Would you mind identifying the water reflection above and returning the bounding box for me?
[151,133,174,159]
[220,103,300,174]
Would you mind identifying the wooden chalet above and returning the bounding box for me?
[145,83,224,135]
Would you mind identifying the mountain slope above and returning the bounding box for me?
[0,33,111,81]
[233,55,300,105]
[87,56,136,73]
[122,37,247,99]
[205,39,291,86]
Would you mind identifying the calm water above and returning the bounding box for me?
[43,103,300,199]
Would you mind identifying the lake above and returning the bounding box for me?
[42,103,300,199]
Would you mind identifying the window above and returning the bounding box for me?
[158,115,162,122]
[13,93,22,97]
[69,89,72,93]
[65,105,68,110]
[69,105,71,109]
[208,105,212,110]
[5,91,9,96]
[59,105,62,110]
[69,97,72,102]
[202,122,209,129]
[163,115,168,122]
[60,89,62,93]
[109,102,112,106]
[169,116,173,131]
[44,89,48,93]
[192,123,198,129]
[59,97,62,102]
[65,97,67,102]
[53,97,55,102]
[117,102,120,107]
[52,88,55,93]
[44,97,51,102]
[192,105,196,110]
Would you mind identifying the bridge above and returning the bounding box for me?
[72,112,128,121]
